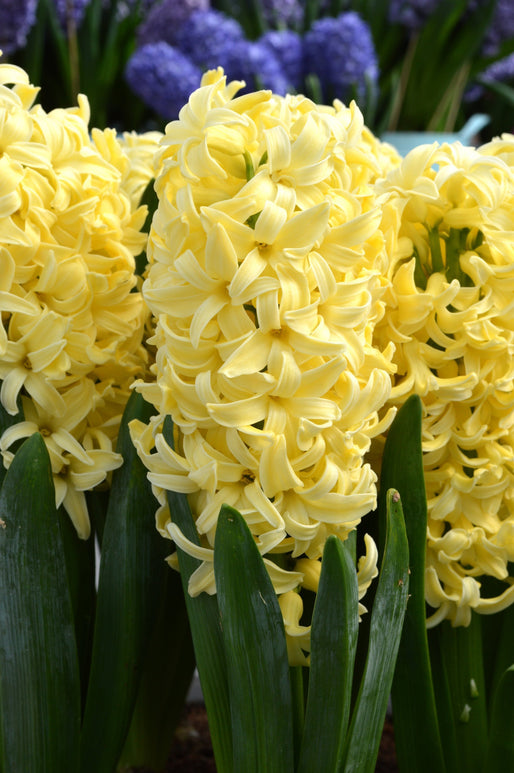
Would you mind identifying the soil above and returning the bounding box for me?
[129,703,399,772]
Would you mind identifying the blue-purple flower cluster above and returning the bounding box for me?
[260,0,302,29]
[465,0,514,103]
[483,0,514,56]
[304,12,378,103]
[136,0,210,47]
[0,0,97,56]
[125,5,379,122]
[388,0,443,30]
[125,41,202,120]
[175,9,245,72]
[0,0,37,55]
[54,0,91,29]
[259,29,304,91]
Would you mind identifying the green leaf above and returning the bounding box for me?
[163,416,233,773]
[79,392,166,773]
[394,0,496,130]
[297,536,359,773]
[119,566,195,770]
[489,596,514,705]
[213,505,294,773]
[58,508,96,713]
[341,489,409,773]
[428,614,488,773]
[484,664,514,772]
[426,631,459,773]
[289,665,305,769]
[379,394,446,773]
[0,434,81,773]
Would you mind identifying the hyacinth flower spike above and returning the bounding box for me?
[129,68,410,772]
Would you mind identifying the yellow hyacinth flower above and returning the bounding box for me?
[131,69,401,660]
[0,61,161,538]
[375,139,514,626]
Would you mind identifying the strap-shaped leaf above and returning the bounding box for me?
[297,536,359,773]
[120,566,195,770]
[428,614,488,773]
[483,587,514,706]
[378,393,446,772]
[0,433,81,773]
[58,506,96,712]
[341,489,409,773]
[79,392,167,773]
[213,505,294,773]
[289,664,305,768]
[484,664,514,772]
[163,416,233,773]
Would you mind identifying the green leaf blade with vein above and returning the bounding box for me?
[214,505,294,773]
[379,393,446,773]
[0,433,81,773]
[297,535,359,773]
[163,416,233,773]
[428,615,488,773]
[79,392,167,773]
[341,488,409,773]
[484,664,514,772]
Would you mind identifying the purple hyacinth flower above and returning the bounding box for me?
[388,0,443,30]
[260,0,302,30]
[225,39,289,95]
[483,0,514,56]
[259,29,303,91]
[175,9,245,73]
[0,0,37,55]
[474,51,514,96]
[303,12,378,104]
[54,0,91,30]
[125,41,202,120]
[136,0,210,48]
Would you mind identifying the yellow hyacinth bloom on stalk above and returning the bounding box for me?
[374,139,514,626]
[130,69,402,662]
[0,59,162,538]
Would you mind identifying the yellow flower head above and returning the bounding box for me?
[0,61,162,538]
[374,140,514,626]
[131,69,397,656]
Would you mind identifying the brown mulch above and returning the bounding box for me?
[165,704,217,773]
[130,703,399,772]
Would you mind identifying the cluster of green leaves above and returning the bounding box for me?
[164,413,410,773]
[2,384,512,773]
[0,392,194,773]
[344,0,514,134]
[381,395,514,773]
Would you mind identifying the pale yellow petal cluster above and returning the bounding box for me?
[374,139,514,626]
[0,62,161,538]
[131,69,398,656]
[278,533,378,665]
